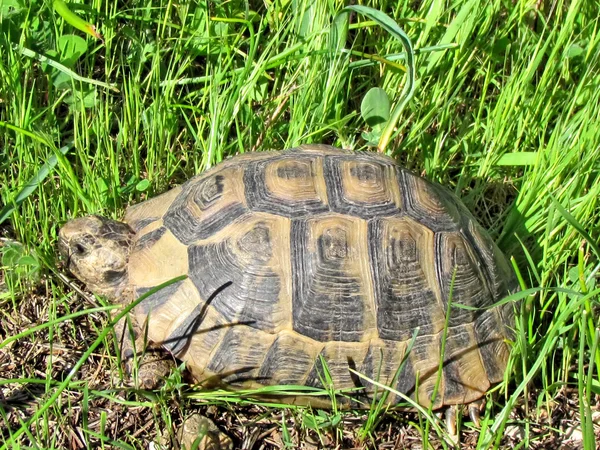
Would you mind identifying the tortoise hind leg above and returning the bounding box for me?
[442,400,485,446]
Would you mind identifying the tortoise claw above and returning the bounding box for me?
[445,406,458,439]
[468,403,481,427]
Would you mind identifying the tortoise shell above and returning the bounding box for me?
[123,144,516,408]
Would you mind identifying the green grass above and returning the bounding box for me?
[1,0,599,448]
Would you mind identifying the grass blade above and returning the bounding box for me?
[0,145,71,224]
[341,5,415,152]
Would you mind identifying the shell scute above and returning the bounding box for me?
[360,339,407,395]
[180,303,230,381]
[473,308,512,383]
[435,231,492,327]
[125,185,182,231]
[304,341,369,392]
[257,332,320,385]
[290,214,375,343]
[402,171,462,232]
[129,225,189,289]
[206,326,276,386]
[187,213,291,333]
[402,334,444,409]
[164,167,247,245]
[368,217,444,341]
[440,324,490,405]
[324,155,403,218]
[244,154,329,217]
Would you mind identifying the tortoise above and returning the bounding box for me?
[58,144,517,420]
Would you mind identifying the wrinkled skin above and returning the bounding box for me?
[58,215,134,299]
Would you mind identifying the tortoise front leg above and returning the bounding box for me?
[113,313,174,389]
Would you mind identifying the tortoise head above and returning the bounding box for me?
[58,215,135,300]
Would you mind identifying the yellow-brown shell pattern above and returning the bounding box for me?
[123,145,517,408]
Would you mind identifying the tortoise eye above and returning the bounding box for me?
[73,233,96,256]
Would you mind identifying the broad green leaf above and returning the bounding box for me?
[136,179,150,192]
[64,87,97,109]
[566,43,585,59]
[329,9,349,52]
[57,34,88,66]
[0,0,23,18]
[51,70,72,90]
[361,87,391,127]
[298,2,314,38]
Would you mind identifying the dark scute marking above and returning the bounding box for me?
[257,337,314,384]
[276,163,310,179]
[345,356,379,407]
[304,349,366,406]
[404,336,443,407]
[462,221,521,317]
[323,156,400,218]
[188,235,281,331]
[237,224,272,263]
[440,327,471,402]
[359,345,398,400]
[162,281,232,356]
[164,177,247,244]
[499,301,517,340]
[452,245,469,265]
[394,353,416,400]
[206,327,268,385]
[400,170,461,232]
[368,220,441,340]
[390,233,417,264]
[318,227,348,262]
[463,218,519,338]
[434,232,492,327]
[350,163,381,182]
[193,175,224,209]
[104,269,126,285]
[305,352,327,388]
[473,309,508,383]
[134,226,167,251]
[163,301,204,356]
[134,279,185,315]
[129,217,160,232]
[193,203,247,241]
[291,219,365,342]
[360,346,378,386]
[244,157,329,218]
